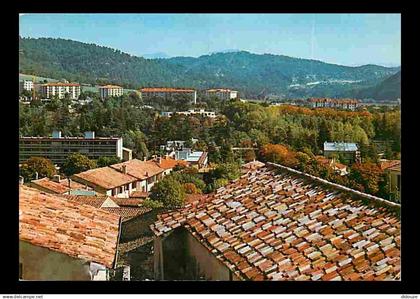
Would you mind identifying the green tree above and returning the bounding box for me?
[19,157,56,182]
[96,156,122,167]
[150,176,186,208]
[61,153,97,176]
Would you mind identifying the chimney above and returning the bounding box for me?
[158,156,162,165]
[67,178,72,188]
[52,175,61,183]
[19,176,24,185]
[143,157,147,162]
[122,164,127,174]
[35,172,39,180]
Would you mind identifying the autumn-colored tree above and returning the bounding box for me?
[243,149,256,162]
[259,144,289,164]
[348,162,384,195]
[183,183,202,194]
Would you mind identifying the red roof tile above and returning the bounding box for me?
[19,186,120,268]
[151,164,400,281]
[72,166,137,190]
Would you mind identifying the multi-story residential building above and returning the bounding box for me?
[19,80,34,93]
[99,85,124,99]
[323,142,360,164]
[160,109,216,118]
[40,82,81,100]
[19,131,123,165]
[308,98,361,111]
[205,88,238,100]
[141,87,197,104]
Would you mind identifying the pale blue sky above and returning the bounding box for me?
[19,13,401,67]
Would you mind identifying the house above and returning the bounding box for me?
[72,165,138,197]
[175,149,208,169]
[323,142,360,164]
[109,159,167,192]
[379,159,401,171]
[29,175,93,195]
[19,186,121,281]
[385,163,401,203]
[151,162,400,281]
[315,156,348,176]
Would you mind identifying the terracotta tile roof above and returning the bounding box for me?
[152,156,187,170]
[206,88,237,93]
[141,87,196,93]
[30,178,89,195]
[72,166,137,190]
[151,165,400,281]
[19,186,121,268]
[60,194,110,208]
[387,164,401,172]
[379,160,401,171]
[110,159,164,180]
[103,207,152,222]
[129,191,150,199]
[113,197,144,207]
[242,161,266,172]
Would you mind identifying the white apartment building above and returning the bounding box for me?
[19,80,34,93]
[160,109,216,118]
[99,85,124,99]
[141,87,197,104]
[40,83,81,100]
[205,88,238,100]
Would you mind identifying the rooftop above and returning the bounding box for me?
[308,98,360,104]
[19,186,121,269]
[41,82,80,87]
[99,85,123,89]
[324,142,358,152]
[379,160,401,171]
[72,166,137,190]
[30,177,89,195]
[109,159,165,180]
[206,88,237,93]
[151,163,400,281]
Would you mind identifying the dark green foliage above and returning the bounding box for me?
[19,37,399,99]
[61,153,97,176]
[96,156,122,168]
[150,176,186,209]
[19,157,56,181]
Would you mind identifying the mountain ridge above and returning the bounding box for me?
[19,37,400,99]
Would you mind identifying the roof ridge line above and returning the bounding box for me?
[266,162,400,209]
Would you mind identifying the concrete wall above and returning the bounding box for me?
[19,241,92,281]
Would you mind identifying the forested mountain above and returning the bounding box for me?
[353,71,401,101]
[19,37,400,99]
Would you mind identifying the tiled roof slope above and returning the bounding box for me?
[60,194,110,208]
[103,207,152,222]
[110,159,164,180]
[72,166,137,190]
[151,165,400,281]
[19,186,121,268]
[30,177,88,194]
